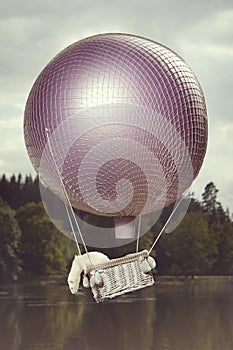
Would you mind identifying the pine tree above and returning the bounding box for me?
[202,182,233,274]
[22,174,40,206]
[202,182,219,225]
[0,174,8,201]
[8,174,22,209]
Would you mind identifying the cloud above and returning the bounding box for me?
[0,107,35,175]
[170,7,233,210]
[0,0,232,211]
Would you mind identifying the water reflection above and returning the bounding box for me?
[0,280,232,350]
[154,282,233,350]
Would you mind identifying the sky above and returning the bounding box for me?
[0,0,232,212]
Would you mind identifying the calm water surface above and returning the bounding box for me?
[0,280,233,350]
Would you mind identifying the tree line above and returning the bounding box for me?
[0,173,232,282]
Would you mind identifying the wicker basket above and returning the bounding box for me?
[85,250,155,303]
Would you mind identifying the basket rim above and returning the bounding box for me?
[86,249,149,273]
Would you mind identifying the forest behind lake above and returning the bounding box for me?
[0,173,233,282]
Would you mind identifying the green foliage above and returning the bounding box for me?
[157,212,218,276]
[0,197,22,281]
[211,218,233,275]
[16,202,76,275]
[202,182,233,275]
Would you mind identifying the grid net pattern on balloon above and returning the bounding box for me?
[28,36,206,120]
[25,35,207,215]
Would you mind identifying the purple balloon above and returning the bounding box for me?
[24,33,208,217]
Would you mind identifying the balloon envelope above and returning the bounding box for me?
[24,33,208,217]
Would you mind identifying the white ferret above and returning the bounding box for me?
[67,252,110,295]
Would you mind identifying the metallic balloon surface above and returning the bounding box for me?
[24,33,208,217]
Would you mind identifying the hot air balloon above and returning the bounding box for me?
[24,33,208,302]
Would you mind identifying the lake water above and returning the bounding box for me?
[0,279,233,350]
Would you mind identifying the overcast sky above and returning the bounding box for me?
[0,0,232,212]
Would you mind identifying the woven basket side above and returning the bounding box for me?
[88,251,154,302]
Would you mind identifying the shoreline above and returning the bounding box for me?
[156,275,233,285]
[1,272,233,286]
[9,274,233,286]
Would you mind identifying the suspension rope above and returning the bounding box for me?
[44,128,93,266]
[148,194,185,255]
[64,202,82,255]
[136,215,142,253]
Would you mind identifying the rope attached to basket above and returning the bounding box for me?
[46,127,190,302]
[44,128,93,266]
[148,194,186,255]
